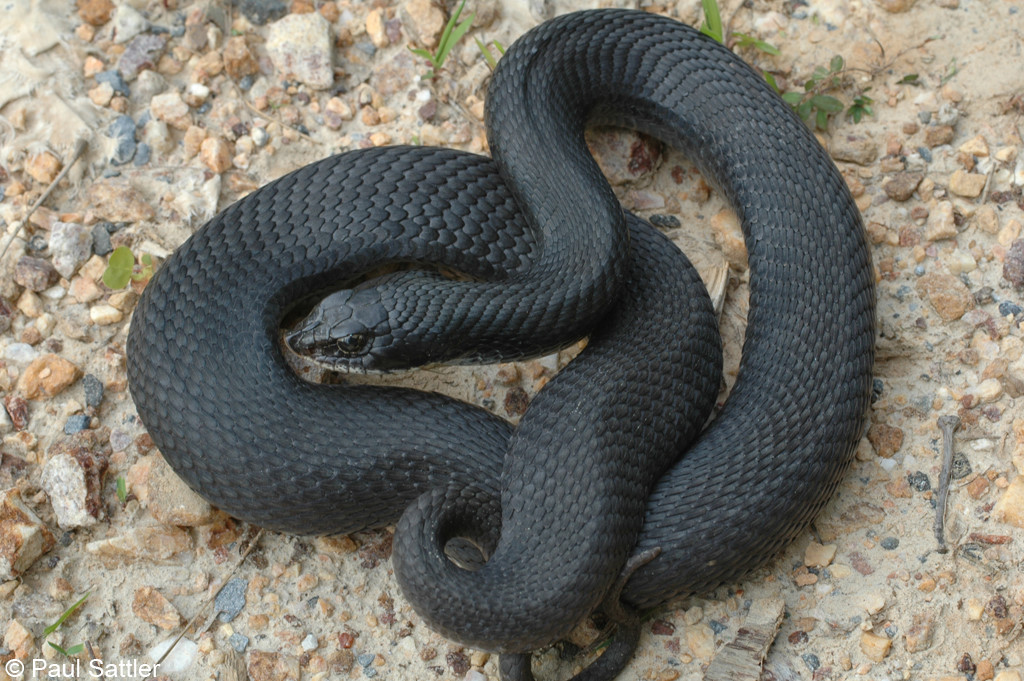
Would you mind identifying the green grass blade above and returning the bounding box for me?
[699,0,723,42]
[437,13,475,68]
[44,592,90,637]
[438,0,467,54]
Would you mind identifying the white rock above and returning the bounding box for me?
[4,342,39,363]
[41,453,99,529]
[149,637,198,673]
[111,4,148,44]
[42,285,66,300]
[266,13,333,90]
[301,633,318,651]
[90,304,124,326]
[49,222,93,278]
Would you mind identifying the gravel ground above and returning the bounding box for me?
[1,0,1024,680]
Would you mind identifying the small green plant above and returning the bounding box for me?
[102,246,153,289]
[699,0,778,55]
[116,476,128,504]
[780,55,873,130]
[409,0,475,79]
[45,592,90,656]
[475,37,505,70]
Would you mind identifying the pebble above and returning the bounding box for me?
[229,633,249,652]
[587,128,661,185]
[904,614,933,653]
[200,137,234,173]
[111,4,148,43]
[710,209,748,270]
[235,0,287,25]
[0,489,56,579]
[301,633,319,651]
[89,304,123,325]
[924,125,955,148]
[133,586,185,629]
[78,0,114,26]
[804,542,837,567]
[366,9,389,48]
[14,256,59,292]
[118,34,166,81]
[95,70,130,97]
[81,374,104,407]
[223,36,258,79]
[41,451,103,529]
[126,453,214,526]
[357,652,375,667]
[215,577,248,622]
[859,631,891,661]
[25,151,62,183]
[134,142,151,166]
[17,354,82,399]
[949,169,986,198]
[1002,239,1024,286]
[49,222,94,278]
[685,623,715,660]
[150,91,191,130]
[883,172,922,201]
[401,0,447,48]
[266,13,333,90]
[880,537,899,550]
[876,0,915,11]
[916,273,973,321]
[992,477,1024,528]
[924,201,956,241]
[148,637,198,673]
[830,134,878,165]
[63,414,90,434]
[5,342,40,363]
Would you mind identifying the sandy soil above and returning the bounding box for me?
[1,0,1023,680]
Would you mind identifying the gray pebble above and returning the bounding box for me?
[96,70,131,96]
[880,537,899,550]
[64,414,91,434]
[118,34,167,81]
[215,578,248,622]
[917,110,931,124]
[357,653,375,667]
[134,142,151,167]
[82,374,105,407]
[228,633,249,652]
[109,429,133,452]
[236,0,288,25]
[4,342,40,363]
[91,225,113,256]
[49,222,94,278]
[108,115,138,166]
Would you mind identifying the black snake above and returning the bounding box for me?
[126,9,875,680]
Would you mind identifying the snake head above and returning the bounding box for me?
[286,287,393,371]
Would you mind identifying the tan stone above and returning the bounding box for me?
[959,135,989,157]
[400,0,446,49]
[975,205,999,234]
[804,542,837,567]
[992,476,1024,528]
[711,209,747,271]
[127,453,214,526]
[924,125,955,148]
[133,586,184,629]
[867,423,903,457]
[860,630,891,662]
[365,9,389,48]
[904,614,933,653]
[916,273,973,321]
[200,137,233,173]
[86,526,193,563]
[248,651,300,681]
[90,304,123,325]
[17,354,82,399]
[949,169,986,198]
[150,91,191,130]
[0,489,56,579]
[86,180,156,222]
[222,36,258,79]
[924,201,957,241]
[25,151,62,184]
[78,0,114,25]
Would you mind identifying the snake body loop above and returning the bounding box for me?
[127,8,875,679]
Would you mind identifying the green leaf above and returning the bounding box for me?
[436,0,466,57]
[797,99,813,121]
[815,108,829,130]
[475,38,497,68]
[49,642,84,657]
[492,40,505,54]
[102,246,134,290]
[898,73,919,84]
[45,592,90,637]
[810,94,844,113]
[408,47,433,61]
[116,476,128,503]
[763,71,780,93]
[732,32,780,55]
[812,66,830,82]
[436,11,475,68]
[699,0,724,42]
[781,91,803,107]
[830,55,844,73]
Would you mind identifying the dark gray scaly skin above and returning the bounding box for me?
[127,7,875,679]
[360,8,876,662]
[392,217,722,652]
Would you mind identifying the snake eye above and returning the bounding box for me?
[334,332,370,356]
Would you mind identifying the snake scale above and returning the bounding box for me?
[126,9,875,681]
